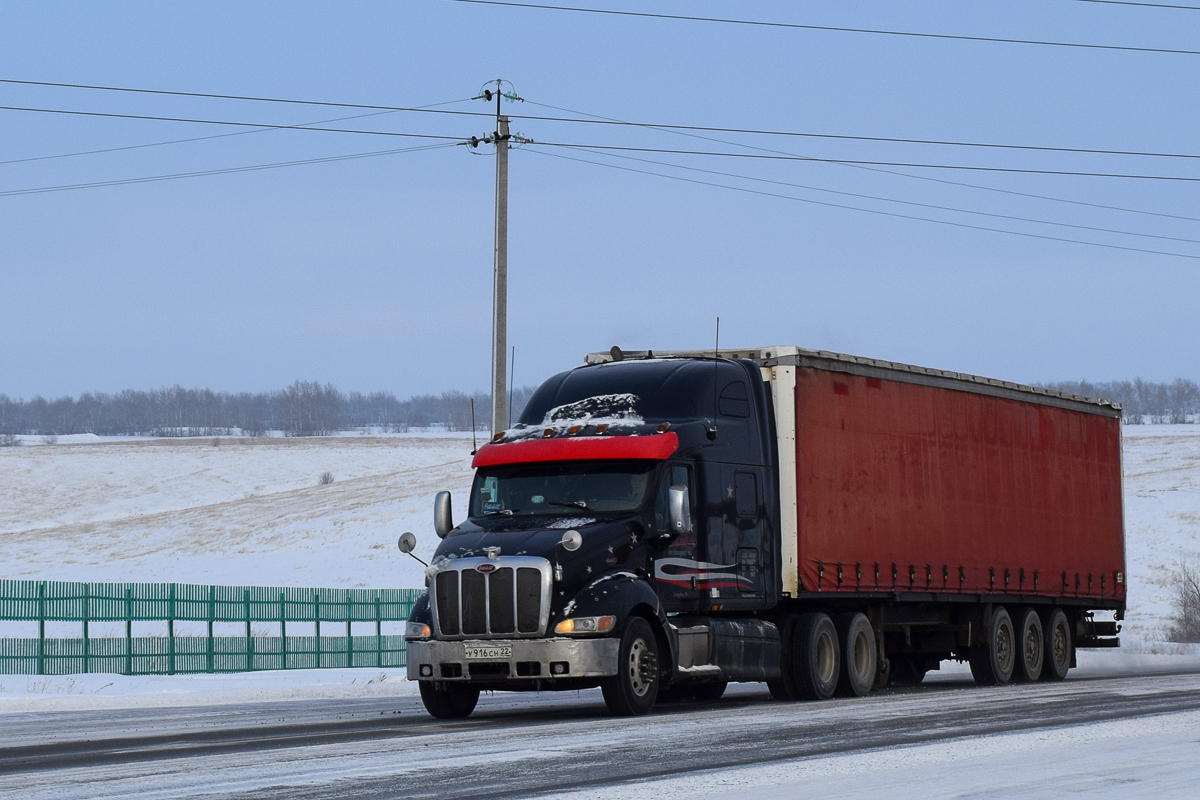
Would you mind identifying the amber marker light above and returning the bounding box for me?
[595,424,608,434]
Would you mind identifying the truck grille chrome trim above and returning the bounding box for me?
[430,557,553,639]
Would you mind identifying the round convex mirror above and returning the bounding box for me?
[560,530,583,552]
[398,531,418,554]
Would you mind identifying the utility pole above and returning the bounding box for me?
[491,109,510,436]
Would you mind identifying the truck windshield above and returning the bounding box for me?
[469,461,657,518]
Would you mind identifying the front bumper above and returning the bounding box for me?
[406,637,619,682]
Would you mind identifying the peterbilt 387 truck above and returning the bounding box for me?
[402,346,1125,718]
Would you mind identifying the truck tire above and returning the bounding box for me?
[1013,607,1044,682]
[794,612,840,700]
[969,606,1016,686]
[767,615,800,701]
[1039,608,1072,682]
[833,613,877,697]
[768,618,796,695]
[418,682,480,719]
[601,617,660,716]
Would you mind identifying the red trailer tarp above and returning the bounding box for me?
[794,367,1125,602]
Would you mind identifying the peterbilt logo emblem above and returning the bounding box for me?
[476,563,497,574]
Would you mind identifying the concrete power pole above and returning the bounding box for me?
[490,114,510,436]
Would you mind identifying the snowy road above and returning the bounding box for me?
[3,664,1200,799]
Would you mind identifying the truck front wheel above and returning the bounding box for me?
[601,617,660,716]
[419,682,480,719]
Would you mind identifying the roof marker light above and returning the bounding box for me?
[543,428,554,438]
[492,432,504,442]
[568,425,582,435]
[595,424,608,434]
[656,422,671,433]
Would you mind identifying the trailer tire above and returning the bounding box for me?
[1039,608,1072,682]
[969,606,1016,686]
[418,682,480,719]
[601,617,660,716]
[833,613,877,697]
[1014,607,1044,682]
[794,612,841,700]
[767,615,800,701]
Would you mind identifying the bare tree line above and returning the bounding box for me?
[1039,378,1200,424]
[0,382,536,437]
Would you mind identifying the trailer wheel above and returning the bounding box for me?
[794,613,841,700]
[833,613,877,697]
[601,617,660,716]
[1039,608,1072,682]
[767,615,800,701]
[969,606,1016,686]
[418,682,480,719]
[1013,607,1044,682]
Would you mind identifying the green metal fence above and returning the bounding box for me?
[0,580,424,675]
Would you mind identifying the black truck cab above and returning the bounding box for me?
[405,356,783,717]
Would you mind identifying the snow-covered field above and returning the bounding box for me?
[0,432,476,589]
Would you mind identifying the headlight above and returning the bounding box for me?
[554,615,616,635]
[406,622,431,639]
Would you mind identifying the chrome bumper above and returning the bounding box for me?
[406,637,620,682]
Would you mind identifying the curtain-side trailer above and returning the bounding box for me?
[402,346,1125,718]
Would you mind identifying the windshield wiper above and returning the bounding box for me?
[483,508,516,516]
[545,499,591,511]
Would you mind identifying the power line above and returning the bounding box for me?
[535,141,1200,182]
[523,98,1200,224]
[0,79,489,120]
[0,143,458,198]
[444,0,1200,56]
[0,108,430,167]
[523,147,1200,260]
[553,145,1200,246]
[0,104,468,141]
[11,77,1200,163]
[1063,0,1200,10]
[513,110,1200,162]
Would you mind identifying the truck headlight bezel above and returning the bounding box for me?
[406,621,432,639]
[554,615,616,635]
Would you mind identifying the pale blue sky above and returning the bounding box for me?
[2,1,1198,398]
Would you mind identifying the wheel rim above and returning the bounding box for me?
[995,622,1013,671]
[627,638,655,697]
[1052,623,1068,668]
[853,631,872,681]
[1025,621,1041,670]
[816,630,836,683]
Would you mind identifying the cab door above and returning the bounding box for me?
[651,463,703,613]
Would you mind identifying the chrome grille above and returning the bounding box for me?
[431,557,552,639]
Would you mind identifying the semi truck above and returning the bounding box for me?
[401,346,1125,718]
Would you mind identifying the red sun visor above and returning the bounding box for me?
[472,432,680,468]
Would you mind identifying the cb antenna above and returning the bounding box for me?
[470,398,478,455]
[709,317,720,440]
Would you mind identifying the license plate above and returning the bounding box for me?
[463,644,512,660]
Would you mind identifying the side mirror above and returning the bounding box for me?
[668,485,693,535]
[434,491,454,538]
[398,532,417,554]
